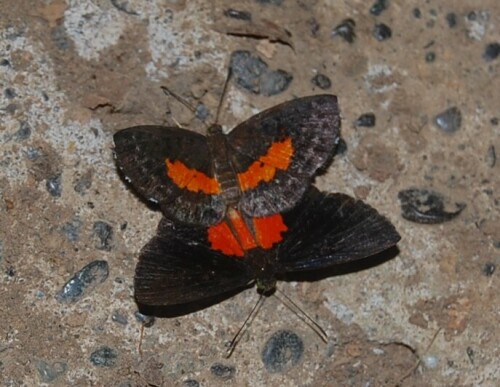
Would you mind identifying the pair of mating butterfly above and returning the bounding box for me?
[114,93,400,342]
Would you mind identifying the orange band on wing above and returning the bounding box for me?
[208,222,245,257]
[166,159,221,194]
[208,210,288,257]
[253,214,288,249]
[237,137,293,191]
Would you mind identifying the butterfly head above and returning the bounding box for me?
[207,123,224,136]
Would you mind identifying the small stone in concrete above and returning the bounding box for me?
[486,145,496,167]
[355,113,376,127]
[483,43,500,61]
[183,380,200,387]
[35,360,67,382]
[56,260,109,303]
[90,346,118,367]
[434,107,462,133]
[311,74,331,90]
[61,217,82,242]
[210,363,235,380]
[15,122,31,140]
[373,23,392,41]
[483,263,495,277]
[398,188,466,224]
[230,50,268,94]
[261,330,304,373]
[92,221,114,251]
[112,310,128,325]
[370,0,388,16]
[46,174,62,197]
[332,19,356,43]
[260,69,293,96]
[336,137,348,155]
[195,103,209,121]
[223,8,252,21]
[4,88,16,99]
[422,354,439,369]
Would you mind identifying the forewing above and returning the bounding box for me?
[227,95,341,217]
[135,217,253,306]
[113,126,225,225]
[278,188,401,271]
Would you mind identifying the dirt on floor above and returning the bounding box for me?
[0,0,499,386]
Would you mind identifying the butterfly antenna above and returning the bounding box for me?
[215,67,233,125]
[225,294,265,358]
[161,86,209,130]
[274,288,328,343]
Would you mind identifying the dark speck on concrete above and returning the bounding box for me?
[486,145,496,167]
[446,13,457,28]
[355,113,376,127]
[491,117,499,126]
[370,0,388,16]
[230,51,292,96]
[413,8,421,18]
[112,310,128,325]
[74,172,92,194]
[46,174,62,197]
[183,380,200,387]
[35,360,67,383]
[336,137,348,155]
[223,8,252,21]
[483,43,500,61]
[56,260,109,303]
[398,188,466,224]
[311,73,331,90]
[90,346,118,367]
[25,146,41,160]
[0,59,10,67]
[261,330,304,373]
[256,0,284,5]
[210,363,235,380]
[307,17,320,37]
[110,0,138,15]
[195,103,209,121]
[61,217,82,242]
[332,19,356,43]
[51,26,70,50]
[4,88,16,99]
[434,106,462,133]
[135,311,155,327]
[373,23,392,41]
[6,266,16,277]
[483,263,495,277]
[425,52,436,63]
[92,221,114,251]
[15,121,31,140]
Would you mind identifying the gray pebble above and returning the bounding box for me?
[46,174,62,197]
[483,43,500,61]
[56,260,109,303]
[183,379,200,387]
[15,121,31,140]
[90,346,118,367]
[373,23,392,41]
[210,363,235,380]
[486,145,496,167]
[260,69,293,96]
[261,330,304,373]
[311,74,331,90]
[61,217,82,242]
[112,310,128,325]
[92,221,114,251]
[35,360,67,382]
[434,106,462,133]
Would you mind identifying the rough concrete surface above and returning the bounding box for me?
[0,0,498,386]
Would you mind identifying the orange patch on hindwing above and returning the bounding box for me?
[208,210,288,257]
[238,137,293,191]
[166,159,220,194]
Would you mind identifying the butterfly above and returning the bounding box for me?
[134,187,401,308]
[113,95,340,227]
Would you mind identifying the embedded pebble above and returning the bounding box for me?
[261,330,304,373]
[422,354,439,369]
[110,0,138,15]
[46,174,62,197]
[486,145,496,167]
[15,122,31,140]
[466,347,475,364]
[332,19,356,43]
[336,138,348,155]
[483,263,495,277]
[311,74,331,90]
[425,52,436,63]
[51,26,70,50]
[434,107,462,133]
[4,88,16,99]
[90,346,118,367]
[446,13,457,28]
[413,8,421,19]
[373,23,392,41]
[370,0,388,16]
[35,360,67,382]
[61,217,82,242]
[223,8,252,21]
[134,311,156,327]
[56,260,109,303]
[355,113,376,127]
[210,363,235,380]
[398,188,466,224]
[256,0,283,5]
[183,380,200,387]
[92,221,114,251]
[195,103,209,121]
[112,310,128,325]
[307,17,320,37]
[230,51,292,96]
[483,43,500,61]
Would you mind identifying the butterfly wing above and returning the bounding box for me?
[227,95,341,217]
[135,217,253,306]
[113,126,225,226]
[278,188,401,271]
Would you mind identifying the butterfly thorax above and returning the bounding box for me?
[248,249,278,296]
[206,124,241,208]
